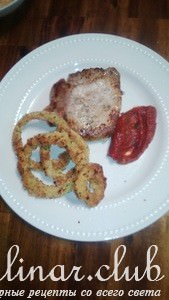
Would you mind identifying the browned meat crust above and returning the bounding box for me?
[45,67,122,140]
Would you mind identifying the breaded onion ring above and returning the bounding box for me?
[17,146,73,198]
[12,111,89,168]
[13,111,70,153]
[37,130,89,174]
[74,163,107,207]
[12,111,90,198]
[40,148,70,174]
[25,132,76,187]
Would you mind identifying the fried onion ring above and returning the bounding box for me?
[17,146,73,198]
[37,130,89,174]
[12,111,90,199]
[16,143,73,199]
[74,163,107,207]
[12,111,89,170]
[12,111,70,173]
[13,111,71,153]
[26,132,76,185]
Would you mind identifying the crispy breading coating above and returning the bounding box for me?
[74,163,107,207]
[12,111,89,198]
[12,111,106,205]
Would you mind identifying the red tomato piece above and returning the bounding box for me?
[108,106,157,164]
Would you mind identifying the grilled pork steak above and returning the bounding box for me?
[45,67,122,140]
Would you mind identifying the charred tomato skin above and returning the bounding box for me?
[108,106,157,164]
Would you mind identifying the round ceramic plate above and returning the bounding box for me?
[0,33,169,241]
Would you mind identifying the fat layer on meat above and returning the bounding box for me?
[45,67,122,140]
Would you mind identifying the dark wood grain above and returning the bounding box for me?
[0,1,169,299]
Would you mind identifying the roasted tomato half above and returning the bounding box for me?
[108,106,157,164]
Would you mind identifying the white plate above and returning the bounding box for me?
[0,33,169,242]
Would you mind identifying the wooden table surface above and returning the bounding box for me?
[0,1,169,299]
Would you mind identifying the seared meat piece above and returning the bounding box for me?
[45,67,122,140]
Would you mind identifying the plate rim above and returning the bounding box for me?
[0,33,169,242]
